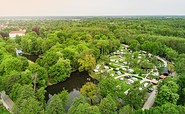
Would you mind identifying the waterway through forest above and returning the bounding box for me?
[21,53,38,62]
[45,71,97,108]
[22,54,97,108]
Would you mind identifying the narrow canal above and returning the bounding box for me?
[22,54,97,108]
[21,53,38,62]
[45,71,97,108]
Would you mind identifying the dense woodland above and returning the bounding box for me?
[0,17,185,114]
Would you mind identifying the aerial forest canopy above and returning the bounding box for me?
[0,17,185,114]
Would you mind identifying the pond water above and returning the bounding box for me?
[21,53,97,108]
[45,71,97,108]
[21,53,39,62]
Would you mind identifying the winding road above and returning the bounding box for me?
[142,56,168,110]
[142,86,157,110]
[112,49,168,110]
[156,56,167,67]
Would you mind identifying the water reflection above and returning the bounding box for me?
[21,53,38,62]
[46,71,97,108]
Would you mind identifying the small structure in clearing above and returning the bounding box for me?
[151,79,158,85]
[0,91,14,112]
[159,75,167,79]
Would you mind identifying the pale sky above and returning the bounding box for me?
[0,0,185,16]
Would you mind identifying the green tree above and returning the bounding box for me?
[58,90,69,110]
[86,106,101,114]
[141,41,151,52]
[125,82,146,110]
[125,52,133,67]
[99,77,129,98]
[129,40,140,51]
[10,83,22,101]
[165,47,178,61]
[0,106,9,114]
[133,51,139,59]
[36,50,62,70]
[1,57,22,75]
[20,70,32,85]
[48,58,71,83]
[3,71,21,94]
[28,63,48,88]
[156,103,179,114]
[108,39,120,52]
[10,84,35,102]
[140,60,153,71]
[72,103,101,114]
[80,82,99,105]
[18,56,28,71]
[42,34,59,53]
[78,54,96,72]
[12,98,44,114]
[96,40,109,55]
[163,81,179,93]
[68,96,88,114]
[55,31,67,43]
[119,105,133,114]
[20,37,30,52]
[99,95,117,114]
[177,105,185,114]
[36,87,46,108]
[156,85,179,106]
[18,85,35,100]
[175,58,185,75]
[72,103,90,114]
[136,103,181,114]
[151,42,160,55]
[29,37,41,54]
[0,77,3,91]
[62,47,78,69]
[5,39,18,55]
[45,95,65,114]
[177,75,185,105]
[0,49,7,64]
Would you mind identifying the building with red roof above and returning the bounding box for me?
[9,29,26,38]
[159,75,167,79]
[151,79,158,85]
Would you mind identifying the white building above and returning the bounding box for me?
[9,29,26,38]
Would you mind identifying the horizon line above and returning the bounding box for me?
[1,14,185,17]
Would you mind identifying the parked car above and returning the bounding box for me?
[148,88,154,93]
[120,78,124,81]
[144,83,149,87]
[125,75,132,79]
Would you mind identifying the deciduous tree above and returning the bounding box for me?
[80,82,99,105]
[45,95,65,114]
[68,96,88,114]
[99,95,117,114]
[48,58,71,83]
[78,54,96,72]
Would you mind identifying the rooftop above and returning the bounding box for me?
[9,31,25,34]
[151,79,158,84]
[159,75,167,79]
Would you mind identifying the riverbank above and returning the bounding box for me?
[45,71,96,109]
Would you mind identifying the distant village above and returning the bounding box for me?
[9,29,26,38]
[0,22,26,39]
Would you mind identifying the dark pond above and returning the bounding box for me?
[45,71,97,108]
[21,53,97,108]
[21,53,39,62]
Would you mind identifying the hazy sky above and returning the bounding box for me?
[0,0,185,16]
